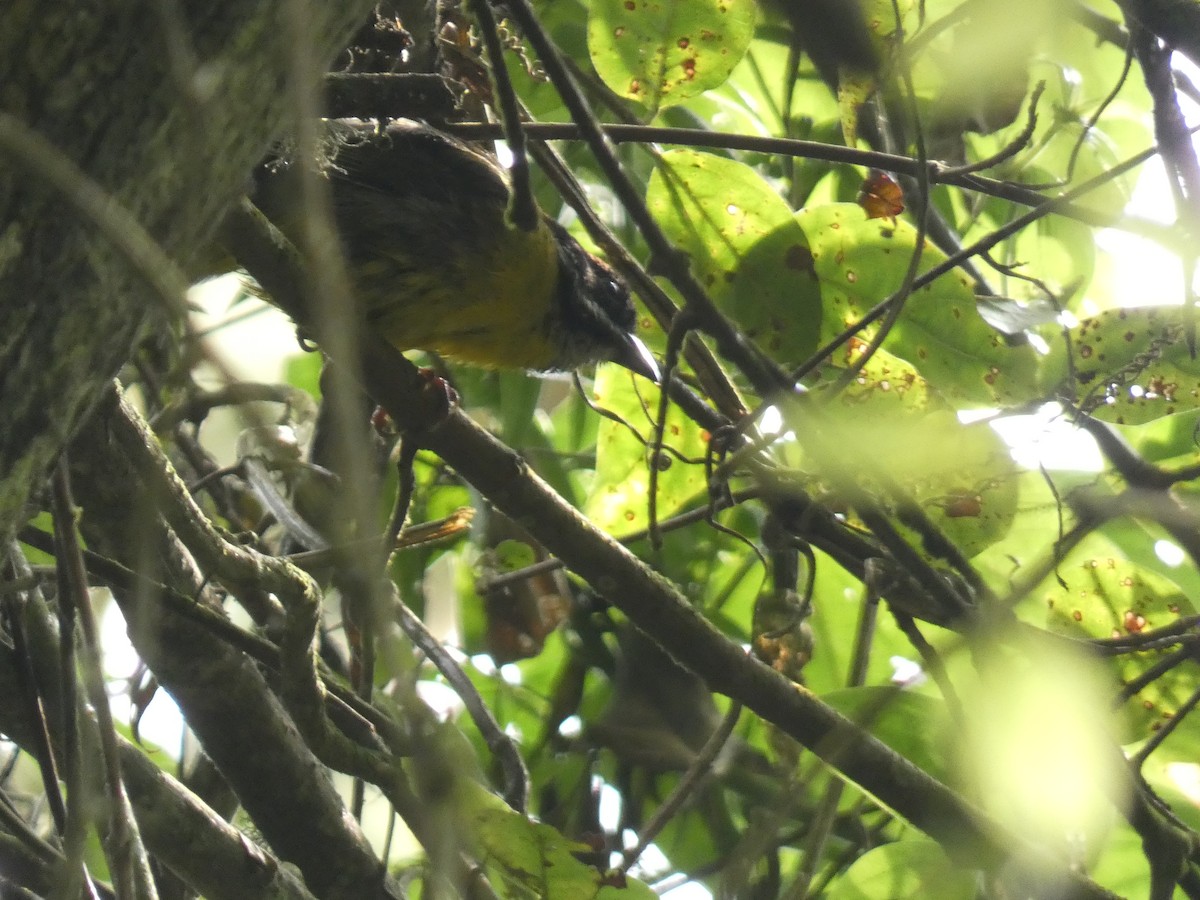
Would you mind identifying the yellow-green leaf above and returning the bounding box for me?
[585,367,707,534]
[588,0,756,111]
[798,203,1040,407]
[648,148,822,366]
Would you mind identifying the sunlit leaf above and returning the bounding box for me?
[1034,546,1191,639]
[1139,724,1200,834]
[647,148,823,367]
[585,368,707,534]
[1019,539,1197,741]
[837,69,873,149]
[492,539,538,572]
[1046,306,1200,423]
[587,0,756,111]
[826,840,977,900]
[781,398,1019,558]
[971,468,1094,592]
[1086,823,1160,895]
[833,0,911,146]
[797,203,1041,407]
[1117,406,1200,466]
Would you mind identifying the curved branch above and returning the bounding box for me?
[67,392,401,900]
[1116,0,1200,67]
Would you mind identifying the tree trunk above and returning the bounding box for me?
[0,0,373,542]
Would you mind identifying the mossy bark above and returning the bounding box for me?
[0,0,373,543]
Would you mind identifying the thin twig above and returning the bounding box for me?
[500,0,793,396]
[482,488,762,591]
[444,121,1182,241]
[105,388,395,785]
[467,0,537,232]
[618,702,742,873]
[1132,680,1200,768]
[391,591,530,813]
[940,81,1047,177]
[1,549,67,836]
[52,460,158,900]
[16,524,402,755]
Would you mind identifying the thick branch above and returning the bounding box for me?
[0,638,317,900]
[1115,0,1200,66]
[358,337,1116,896]
[67,395,397,900]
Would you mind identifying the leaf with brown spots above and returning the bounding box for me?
[648,149,823,366]
[797,203,1040,407]
[1046,305,1200,424]
[586,364,707,534]
[587,0,755,111]
[1028,544,1196,740]
[787,352,1020,559]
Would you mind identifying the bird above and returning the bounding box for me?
[246,118,659,382]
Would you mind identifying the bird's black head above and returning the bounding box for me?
[546,220,659,382]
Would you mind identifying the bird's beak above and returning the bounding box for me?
[612,333,661,383]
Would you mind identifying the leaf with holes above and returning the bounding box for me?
[1044,305,1200,425]
[587,0,756,111]
[797,203,1040,408]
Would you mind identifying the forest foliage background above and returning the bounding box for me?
[4,0,1200,898]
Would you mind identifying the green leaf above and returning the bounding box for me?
[781,400,1019,558]
[449,369,543,449]
[1018,538,1197,741]
[647,148,823,367]
[587,0,756,112]
[284,348,323,398]
[797,203,1041,407]
[837,69,873,149]
[835,0,912,146]
[1086,822,1165,896]
[826,840,978,900]
[1118,406,1200,466]
[801,550,920,694]
[1102,409,1200,597]
[585,366,707,535]
[1033,544,1192,640]
[820,687,950,781]
[465,784,657,898]
[493,539,538,572]
[1139,719,1200,834]
[1043,305,1197,424]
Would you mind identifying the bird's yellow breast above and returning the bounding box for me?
[369,218,562,370]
